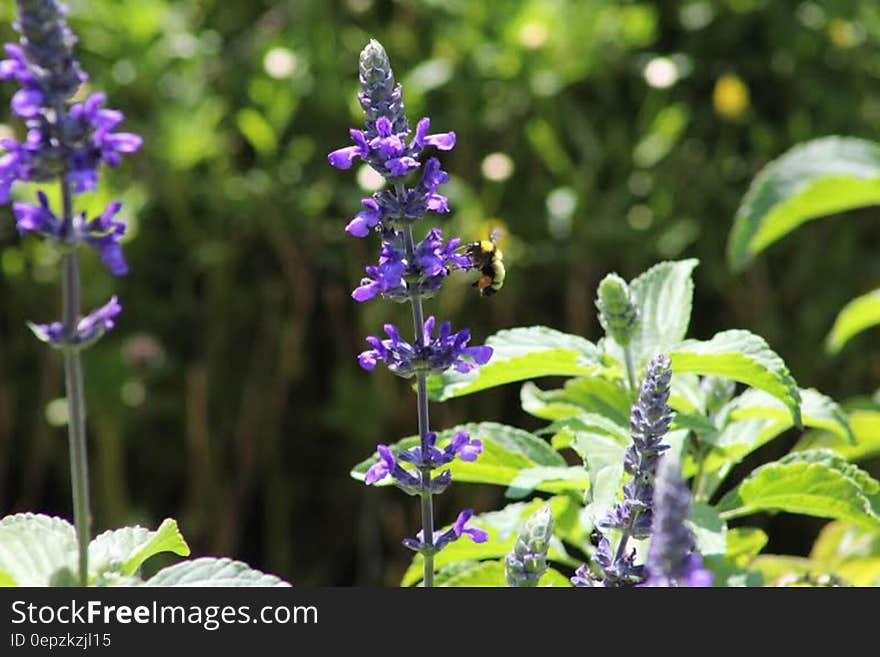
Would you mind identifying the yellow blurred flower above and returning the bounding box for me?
[713,73,749,121]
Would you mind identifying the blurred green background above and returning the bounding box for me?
[1,0,879,585]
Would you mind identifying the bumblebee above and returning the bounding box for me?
[465,230,505,297]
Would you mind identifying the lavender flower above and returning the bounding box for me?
[402,509,489,555]
[28,296,121,348]
[573,354,673,587]
[332,39,493,586]
[364,431,483,495]
[643,457,713,587]
[357,317,493,377]
[2,1,141,585]
[351,228,470,302]
[506,505,554,587]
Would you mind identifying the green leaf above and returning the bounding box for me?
[826,288,880,354]
[434,560,571,587]
[725,527,768,566]
[402,497,579,587]
[794,409,880,462]
[146,558,290,587]
[0,514,76,586]
[521,377,630,426]
[728,137,880,271]
[810,521,880,569]
[718,450,880,529]
[604,259,699,369]
[351,422,575,494]
[669,330,801,426]
[728,387,853,443]
[688,503,727,557]
[575,432,626,524]
[428,327,603,401]
[89,518,191,577]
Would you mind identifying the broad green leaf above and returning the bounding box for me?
[0,514,76,586]
[718,450,880,529]
[506,466,589,499]
[810,521,880,569]
[435,560,571,587]
[669,373,706,414]
[351,423,572,493]
[575,433,626,524]
[89,518,190,577]
[402,497,579,587]
[725,527,768,566]
[834,558,880,586]
[727,387,853,443]
[794,409,880,462]
[688,503,727,557]
[749,555,813,584]
[146,558,290,587]
[543,413,630,443]
[826,288,880,354]
[728,137,880,271]
[669,330,801,426]
[427,327,603,401]
[521,377,630,426]
[604,259,699,369]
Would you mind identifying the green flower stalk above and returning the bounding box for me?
[505,505,553,587]
[596,273,639,392]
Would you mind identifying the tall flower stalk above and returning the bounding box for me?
[643,456,712,587]
[1,0,142,585]
[572,354,672,587]
[330,40,491,586]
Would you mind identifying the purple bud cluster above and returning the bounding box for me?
[330,40,492,561]
[1,0,142,346]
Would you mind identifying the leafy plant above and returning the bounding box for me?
[352,259,880,585]
[727,136,880,353]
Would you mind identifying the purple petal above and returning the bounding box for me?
[375,116,393,137]
[104,132,143,155]
[351,279,380,302]
[424,131,456,151]
[357,351,378,370]
[463,527,489,543]
[458,439,483,462]
[11,88,43,118]
[464,345,493,365]
[327,145,361,170]
[385,156,419,177]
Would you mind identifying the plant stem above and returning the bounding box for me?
[623,344,638,396]
[60,177,90,586]
[402,222,435,587]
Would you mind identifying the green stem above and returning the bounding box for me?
[402,222,434,587]
[60,179,90,587]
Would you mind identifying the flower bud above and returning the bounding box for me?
[505,505,554,587]
[596,273,639,347]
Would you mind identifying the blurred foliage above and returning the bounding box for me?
[1,0,879,585]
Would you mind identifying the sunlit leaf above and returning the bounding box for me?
[728,137,880,271]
